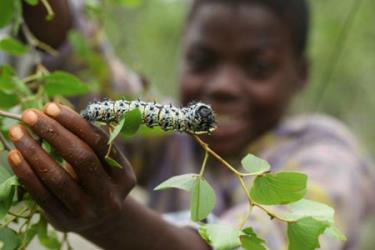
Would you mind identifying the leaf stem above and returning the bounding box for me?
[237,176,254,228]
[0,110,22,120]
[105,126,114,158]
[192,134,292,224]
[192,135,258,177]
[252,202,291,223]
[7,211,29,219]
[199,150,209,176]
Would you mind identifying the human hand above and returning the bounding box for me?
[7,103,136,233]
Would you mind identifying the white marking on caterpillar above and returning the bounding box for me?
[80,99,216,134]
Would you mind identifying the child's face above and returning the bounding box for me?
[179,3,307,157]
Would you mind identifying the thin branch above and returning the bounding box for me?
[40,0,55,21]
[0,132,11,151]
[237,175,254,229]
[7,211,29,219]
[0,110,22,121]
[193,134,292,225]
[199,151,209,176]
[314,0,364,110]
[253,202,291,223]
[192,135,259,177]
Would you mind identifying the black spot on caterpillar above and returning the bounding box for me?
[80,99,216,135]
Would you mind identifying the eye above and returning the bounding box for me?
[186,47,216,72]
[245,59,276,80]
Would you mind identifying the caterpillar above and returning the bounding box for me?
[80,99,216,135]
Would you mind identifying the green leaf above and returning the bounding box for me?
[108,116,126,145]
[0,38,28,56]
[24,0,39,6]
[0,0,15,28]
[121,108,142,136]
[0,165,12,184]
[20,96,44,109]
[105,156,123,169]
[250,172,307,205]
[191,177,216,221]
[240,227,267,250]
[154,174,198,191]
[0,227,20,250]
[287,217,329,250]
[68,31,91,58]
[241,154,270,175]
[0,176,19,219]
[285,199,335,222]
[43,71,90,97]
[37,215,61,250]
[198,224,242,250]
[261,199,346,242]
[0,65,16,93]
[0,65,30,96]
[0,91,19,109]
[324,225,347,241]
[19,223,38,249]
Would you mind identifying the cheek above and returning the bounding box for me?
[179,71,207,105]
[246,74,296,116]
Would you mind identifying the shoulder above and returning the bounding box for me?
[278,113,360,149]
[259,113,374,174]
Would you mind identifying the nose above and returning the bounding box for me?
[204,64,244,104]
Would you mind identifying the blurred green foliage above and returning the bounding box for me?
[103,0,375,156]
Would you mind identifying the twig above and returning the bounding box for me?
[7,211,29,219]
[0,132,11,151]
[253,202,291,223]
[192,135,259,177]
[40,0,55,21]
[193,134,291,225]
[0,110,22,120]
[199,151,209,176]
[314,0,364,110]
[237,176,253,228]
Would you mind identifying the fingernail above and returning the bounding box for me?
[9,126,24,141]
[45,103,60,117]
[22,110,38,125]
[8,150,22,166]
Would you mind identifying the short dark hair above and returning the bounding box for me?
[188,0,310,57]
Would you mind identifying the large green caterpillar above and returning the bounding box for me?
[80,99,216,134]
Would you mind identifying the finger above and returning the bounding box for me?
[7,149,68,221]
[21,109,121,205]
[44,103,135,187]
[9,125,89,215]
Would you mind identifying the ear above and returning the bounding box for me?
[296,56,310,91]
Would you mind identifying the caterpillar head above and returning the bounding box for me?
[189,102,216,134]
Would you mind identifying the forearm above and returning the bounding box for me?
[80,197,211,250]
[22,0,73,48]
